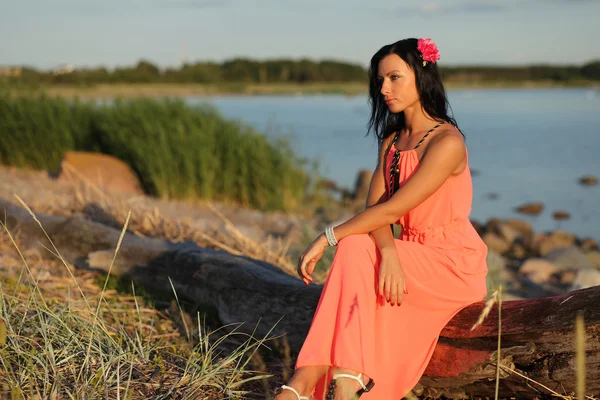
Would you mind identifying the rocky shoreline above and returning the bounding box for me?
[1,164,598,302]
[473,217,599,300]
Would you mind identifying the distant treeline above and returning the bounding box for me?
[3,58,600,85]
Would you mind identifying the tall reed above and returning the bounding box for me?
[0,92,312,211]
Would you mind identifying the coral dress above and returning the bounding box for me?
[295,143,488,399]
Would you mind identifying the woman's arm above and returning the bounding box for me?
[333,133,466,241]
[297,131,466,285]
[365,134,397,253]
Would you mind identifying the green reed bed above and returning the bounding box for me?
[0,94,98,171]
[0,92,311,211]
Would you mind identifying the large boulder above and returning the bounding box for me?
[519,258,559,284]
[485,218,522,244]
[535,230,576,256]
[482,231,510,254]
[544,245,594,271]
[580,238,598,251]
[587,251,600,270]
[570,268,600,291]
[57,151,144,196]
[505,218,534,241]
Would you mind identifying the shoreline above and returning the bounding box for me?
[1,163,598,294]
[5,80,599,99]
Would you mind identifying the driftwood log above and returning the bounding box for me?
[2,197,599,399]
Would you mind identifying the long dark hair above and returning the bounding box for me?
[367,38,460,143]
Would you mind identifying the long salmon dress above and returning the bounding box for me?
[295,142,488,399]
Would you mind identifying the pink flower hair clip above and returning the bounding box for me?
[417,38,440,66]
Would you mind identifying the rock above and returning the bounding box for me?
[511,273,561,299]
[484,218,502,235]
[57,151,144,196]
[515,202,544,216]
[519,258,559,284]
[536,230,576,256]
[552,211,571,221]
[553,230,577,243]
[470,219,485,237]
[508,243,528,260]
[485,219,522,244]
[544,246,593,271]
[587,251,600,270]
[505,219,534,241]
[5,197,600,395]
[352,169,372,202]
[579,175,598,186]
[497,223,522,245]
[531,232,548,251]
[580,238,599,251]
[482,232,510,254]
[570,268,600,291]
[561,270,577,285]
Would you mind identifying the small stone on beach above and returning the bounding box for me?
[515,202,544,216]
[579,175,598,186]
[552,211,571,221]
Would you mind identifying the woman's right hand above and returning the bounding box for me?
[378,247,407,306]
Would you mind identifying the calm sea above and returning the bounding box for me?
[188,88,600,241]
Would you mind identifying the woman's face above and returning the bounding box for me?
[377,54,420,114]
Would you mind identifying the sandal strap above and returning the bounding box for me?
[332,372,368,391]
[281,385,309,400]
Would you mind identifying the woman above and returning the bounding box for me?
[275,38,488,400]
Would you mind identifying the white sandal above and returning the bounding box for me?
[326,372,375,399]
[280,385,310,400]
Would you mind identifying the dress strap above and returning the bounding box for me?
[388,121,445,201]
[390,121,444,150]
[413,121,444,149]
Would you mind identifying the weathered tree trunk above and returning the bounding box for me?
[2,198,599,399]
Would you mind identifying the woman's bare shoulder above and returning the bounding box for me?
[423,125,467,165]
[429,125,465,150]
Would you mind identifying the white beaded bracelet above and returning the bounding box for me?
[325,226,338,246]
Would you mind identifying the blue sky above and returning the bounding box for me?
[1,0,599,70]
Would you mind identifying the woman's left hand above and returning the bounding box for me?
[297,234,329,285]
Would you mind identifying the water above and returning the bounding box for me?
[187,88,600,240]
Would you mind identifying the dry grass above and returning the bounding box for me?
[24,174,302,279]
[6,170,597,399]
[471,288,597,400]
[0,168,327,397]
[0,200,282,399]
[66,177,331,283]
